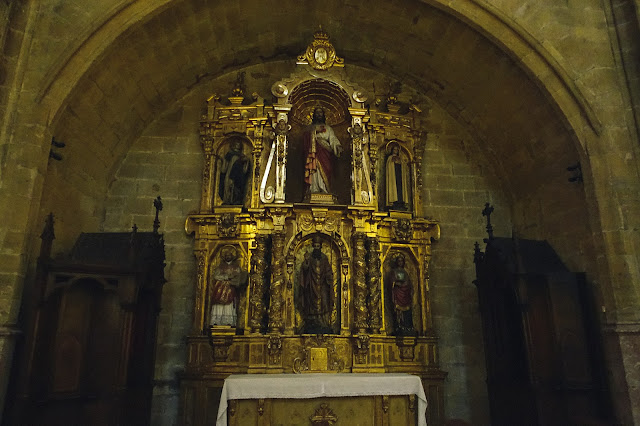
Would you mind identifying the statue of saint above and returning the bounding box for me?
[303,107,343,196]
[209,246,248,327]
[219,140,251,205]
[386,143,410,211]
[299,235,335,334]
[387,254,416,336]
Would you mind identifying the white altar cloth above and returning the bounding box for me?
[216,373,428,426]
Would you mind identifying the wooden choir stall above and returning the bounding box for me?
[7,201,166,425]
[473,205,613,425]
[181,32,446,426]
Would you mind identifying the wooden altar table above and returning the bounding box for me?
[217,373,428,426]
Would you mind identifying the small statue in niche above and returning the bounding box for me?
[299,235,335,334]
[387,253,416,336]
[385,143,410,211]
[219,139,251,205]
[209,246,248,327]
[303,106,343,196]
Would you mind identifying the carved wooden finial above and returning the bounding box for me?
[39,213,55,260]
[40,212,55,242]
[153,196,163,233]
[473,241,484,264]
[482,202,494,241]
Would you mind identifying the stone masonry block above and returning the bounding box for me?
[429,189,463,206]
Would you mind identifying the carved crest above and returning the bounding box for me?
[310,403,338,425]
[392,218,413,242]
[297,29,344,70]
[218,213,239,238]
[353,334,370,364]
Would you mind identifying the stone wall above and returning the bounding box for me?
[1,0,639,424]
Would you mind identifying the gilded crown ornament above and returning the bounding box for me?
[297,29,344,70]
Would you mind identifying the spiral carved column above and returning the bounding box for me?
[249,235,268,333]
[366,237,382,333]
[353,232,368,333]
[268,231,286,332]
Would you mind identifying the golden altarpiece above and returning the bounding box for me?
[182,31,446,425]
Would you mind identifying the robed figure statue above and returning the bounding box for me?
[209,246,248,327]
[387,253,416,336]
[219,140,251,205]
[299,235,335,334]
[303,107,343,196]
[386,143,410,211]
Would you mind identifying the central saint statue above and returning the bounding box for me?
[299,235,335,334]
[303,106,343,197]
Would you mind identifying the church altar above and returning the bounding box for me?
[217,373,427,426]
[180,30,446,426]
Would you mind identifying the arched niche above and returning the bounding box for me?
[289,232,345,334]
[213,134,253,208]
[282,78,354,204]
[383,249,422,336]
[205,243,249,332]
[380,140,414,213]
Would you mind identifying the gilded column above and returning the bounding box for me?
[353,232,368,333]
[200,138,214,212]
[368,126,379,203]
[273,111,290,203]
[192,249,208,333]
[423,249,434,334]
[249,235,268,333]
[412,129,426,217]
[268,231,286,332]
[366,236,382,333]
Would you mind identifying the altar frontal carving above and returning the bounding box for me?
[182,30,446,426]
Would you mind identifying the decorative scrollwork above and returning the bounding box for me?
[202,154,212,182]
[217,213,239,238]
[267,334,283,365]
[324,215,338,232]
[397,337,417,361]
[298,213,314,232]
[310,403,338,425]
[353,334,370,364]
[209,334,234,362]
[297,212,340,234]
[264,186,275,202]
[392,218,412,242]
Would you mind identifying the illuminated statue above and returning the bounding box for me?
[385,143,410,211]
[219,140,251,205]
[387,253,416,336]
[209,246,247,327]
[299,235,335,334]
[303,107,343,195]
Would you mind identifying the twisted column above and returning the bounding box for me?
[268,231,286,332]
[366,237,382,333]
[249,235,268,333]
[353,232,368,333]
